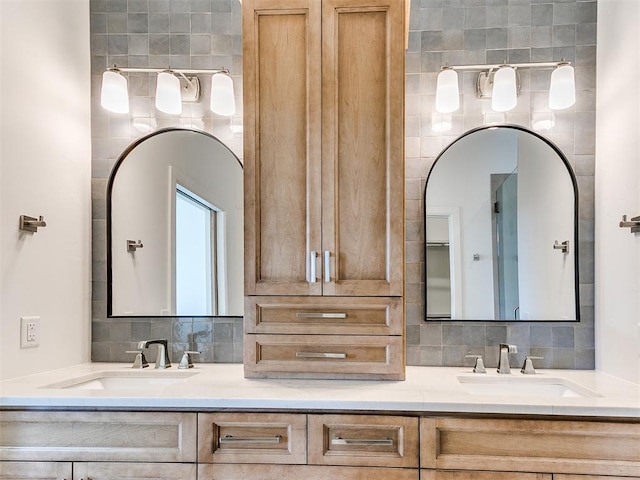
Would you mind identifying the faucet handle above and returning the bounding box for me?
[465,355,486,373]
[521,356,544,375]
[126,350,149,369]
[178,350,201,369]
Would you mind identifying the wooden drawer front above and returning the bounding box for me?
[244,334,404,379]
[420,470,551,480]
[74,462,197,479]
[0,461,73,479]
[309,414,418,468]
[199,464,419,480]
[421,417,640,477]
[244,296,403,335]
[198,413,307,464]
[0,411,197,462]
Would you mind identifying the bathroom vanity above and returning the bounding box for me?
[1,364,638,479]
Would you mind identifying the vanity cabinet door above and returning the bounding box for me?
[308,414,419,468]
[0,461,72,480]
[199,464,419,480]
[197,413,307,465]
[73,463,196,480]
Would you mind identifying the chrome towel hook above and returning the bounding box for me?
[619,215,640,233]
[127,240,144,252]
[553,240,569,253]
[19,215,47,233]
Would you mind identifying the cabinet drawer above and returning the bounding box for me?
[74,462,197,479]
[420,471,551,480]
[309,414,419,468]
[198,413,307,464]
[199,464,419,480]
[0,461,73,479]
[0,411,197,462]
[421,417,640,476]
[244,296,403,335]
[244,334,404,380]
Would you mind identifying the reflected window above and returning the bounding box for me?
[175,186,218,316]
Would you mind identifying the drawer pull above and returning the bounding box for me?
[296,312,347,319]
[295,352,347,359]
[219,435,282,444]
[331,437,394,446]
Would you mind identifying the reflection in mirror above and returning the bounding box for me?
[108,128,243,317]
[424,125,579,322]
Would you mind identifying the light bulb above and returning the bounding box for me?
[492,66,518,112]
[101,70,129,114]
[435,69,459,114]
[210,73,236,116]
[549,64,575,110]
[155,71,182,114]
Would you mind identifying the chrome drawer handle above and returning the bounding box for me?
[324,250,330,283]
[295,352,347,359]
[219,435,282,444]
[296,312,347,319]
[309,250,317,283]
[331,437,394,446]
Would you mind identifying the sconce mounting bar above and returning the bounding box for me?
[112,66,230,75]
[441,61,570,72]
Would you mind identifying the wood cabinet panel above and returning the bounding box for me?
[73,462,196,480]
[198,413,307,465]
[0,461,72,480]
[243,0,322,296]
[308,414,419,468]
[421,417,640,476]
[244,296,403,335]
[420,470,551,480]
[244,334,404,379]
[199,464,419,480]
[0,411,197,463]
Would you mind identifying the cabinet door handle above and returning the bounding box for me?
[219,435,282,444]
[296,312,347,319]
[309,250,317,283]
[331,437,394,446]
[295,352,347,359]
[324,250,331,283]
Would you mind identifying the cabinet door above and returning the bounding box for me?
[243,0,323,296]
[0,462,72,480]
[321,0,405,297]
[73,463,196,480]
[199,464,418,480]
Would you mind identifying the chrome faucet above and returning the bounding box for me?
[497,343,518,374]
[137,339,171,369]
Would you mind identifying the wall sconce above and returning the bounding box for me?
[100,66,235,116]
[434,61,575,114]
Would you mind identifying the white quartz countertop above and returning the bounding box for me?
[1,364,638,418]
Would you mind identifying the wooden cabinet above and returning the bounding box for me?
[0,462,72,480]
[199,464,419,480]
[243,0,406,380]
[420,471,550,480]
[420,417,640,478]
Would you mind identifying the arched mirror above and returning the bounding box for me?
[424,125,579,322]
[107,128,243,317]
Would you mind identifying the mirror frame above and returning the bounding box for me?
[423,124,580,322]
[106,127,243,318]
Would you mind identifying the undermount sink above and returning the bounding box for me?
[42,370,199,391]
[457,375,601,398]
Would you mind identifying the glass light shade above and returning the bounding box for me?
[155,72,182,114]
[549,64,575,110]
[210,73,236,116]
[101,70,129,114]
[492,66,518,112]
[435,69,460,113]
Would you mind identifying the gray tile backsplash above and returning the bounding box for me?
[90,0,596,369]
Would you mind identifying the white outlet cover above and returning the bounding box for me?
[20,316,40,348]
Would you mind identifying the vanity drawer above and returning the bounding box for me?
[244,334,404,380]
[309,414,419,468]
[421,417,640,476]
[198,413,307,464]
[244,296,403,335]
[199,464,419,480]
[0,411,197,462]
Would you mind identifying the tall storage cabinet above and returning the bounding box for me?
[243,0,406,379]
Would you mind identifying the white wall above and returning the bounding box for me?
[595,0,640,383]
[0,0,91,380]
